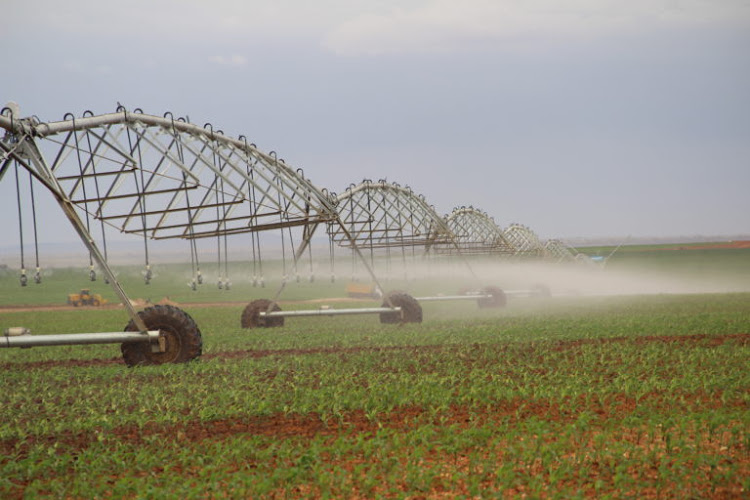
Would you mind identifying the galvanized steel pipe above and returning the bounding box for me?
[260,307,401,318]
[1,330,160,348]
[414,294,493,302]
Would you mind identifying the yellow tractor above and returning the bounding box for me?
[67,289,108,307]
[345,282,381,299]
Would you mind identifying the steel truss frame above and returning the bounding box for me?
[439,206,517,256]
[543,239,579,262]
[330,179,456,252]
[503,223,545,257]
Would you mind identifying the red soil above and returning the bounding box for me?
[2,333,747,371]
[2,333,748,498]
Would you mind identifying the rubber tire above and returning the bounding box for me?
[380,292,423,324]
[241,299,284,328]
[477,286,506,309]
[121,305,203,366]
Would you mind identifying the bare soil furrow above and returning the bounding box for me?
[3,333,747,370]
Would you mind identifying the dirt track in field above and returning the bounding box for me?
[0,303,238,313]
[3,389,744,458]
[0,297,368,314]
[3,332,747,370]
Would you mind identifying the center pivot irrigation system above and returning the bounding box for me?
[0,105,419,365]
[1,105,579,365]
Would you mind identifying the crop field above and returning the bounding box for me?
[0,247,749,498]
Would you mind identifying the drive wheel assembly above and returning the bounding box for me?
[477,286,506,308]
[121,305,203,366]
[241,299,284,328]
[380,292,423,324]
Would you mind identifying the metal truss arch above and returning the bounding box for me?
[0,104,347,331]
[330,179,455,251]
[441,206,516,256]
[503,223,545,256]
[1,107,338,242]
[543,238,578,262]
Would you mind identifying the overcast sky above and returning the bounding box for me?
[2,0,749,244]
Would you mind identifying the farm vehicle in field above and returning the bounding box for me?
[345,282,382,299]
[67,289,108,307]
